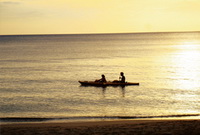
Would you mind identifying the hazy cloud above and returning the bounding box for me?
[0,1,21,5]
[0,1,44,20]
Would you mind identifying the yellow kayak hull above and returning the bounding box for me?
[79,81,139,87]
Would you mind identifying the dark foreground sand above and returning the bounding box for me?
[1,119,200,135]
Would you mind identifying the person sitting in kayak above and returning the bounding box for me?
[95,74,107,83]
[113,72,126,83]
[119,72,126,83]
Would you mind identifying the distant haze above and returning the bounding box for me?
[1,0,200,35]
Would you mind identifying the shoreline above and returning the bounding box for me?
[1,114,200,123]
[1,118,200,135]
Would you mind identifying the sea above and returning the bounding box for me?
[0,32,200,123]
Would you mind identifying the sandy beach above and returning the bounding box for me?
[1,119,200,135]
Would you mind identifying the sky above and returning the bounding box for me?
[0,0,200,35]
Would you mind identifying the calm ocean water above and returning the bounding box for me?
[0,32,200,122]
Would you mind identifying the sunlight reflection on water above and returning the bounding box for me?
[172,43,200,90]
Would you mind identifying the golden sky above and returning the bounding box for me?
[0,0,200,35]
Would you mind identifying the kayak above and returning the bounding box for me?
[79,81,139,87]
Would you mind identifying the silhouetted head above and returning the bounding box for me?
[120,72,124,76]
[102,74,105,78]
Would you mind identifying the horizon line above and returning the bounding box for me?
[0,30,199,36]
